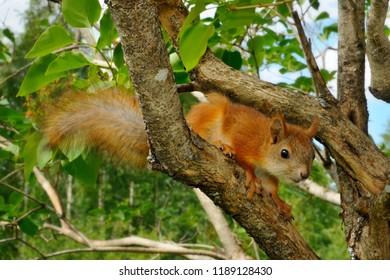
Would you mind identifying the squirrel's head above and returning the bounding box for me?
[263,113,319,183]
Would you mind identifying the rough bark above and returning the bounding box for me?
[106,0,319,259]
[366,0,390,103]
[338,0,368,134]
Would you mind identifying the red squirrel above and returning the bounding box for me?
[43,89,318,219]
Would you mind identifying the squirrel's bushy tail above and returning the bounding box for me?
[42,88,149,167]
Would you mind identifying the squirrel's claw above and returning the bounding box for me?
[215,140,236,159]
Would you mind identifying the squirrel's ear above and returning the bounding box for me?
[305,116,319,138]
[270,113,287,144]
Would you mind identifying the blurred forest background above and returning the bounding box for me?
[0,0,389,260]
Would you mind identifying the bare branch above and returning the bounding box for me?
[0,179,46,207]
[194,189,250,259]
[41,246,228,260]
[42,223,225,260]
[296,180,340,206]
[33,168,67,226]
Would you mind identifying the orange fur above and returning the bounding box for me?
[43,90,318,219]
[187,94,319,219]
[43,89,149,167]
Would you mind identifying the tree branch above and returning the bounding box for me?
[193,189,250,259]
[41,246,227,260]
[296,180,340,206]
[291,11,337,106]
[42,223,225,260]
[32,167,69,229]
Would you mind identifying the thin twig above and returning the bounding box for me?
[0,237,17,244]
[291,11,337,106]
[16,238,47,259]
[0,180,47,208]
[0,167,23,183]
[16,205,46,223]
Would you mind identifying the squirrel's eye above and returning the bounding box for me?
[281,149,290,159]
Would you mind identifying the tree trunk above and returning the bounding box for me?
[366,0,390,103]
[338,0,390,259]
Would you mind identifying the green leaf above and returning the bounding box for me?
[170,53,189,84]
[113,43,124,69]
[88,208,106,216]
[59,139,85,162]
[88,64,101,83]
[9,192,24,206]
[311,0,320,10]
[179,0,206,38]
[221,50,242,70]
[18,217,39,237]
[46,52,91,75]
[63,0,102,28]
[25,26,75,58]
[17,54,68,96]
[0,105,25,122]
[320,69,336,83]
[220,8,256,29]
[323,23,338,39]
[179,21,215,71]
[116,65,131,86]
[3,28,16,44]
[248,36,264,67]
[170,52,185,72]
[23,132,41,181]
[276,3,290,18]
[97,9,118,50]
[315,12,329,21]
[62,154,101,186]
[36,136,53,169]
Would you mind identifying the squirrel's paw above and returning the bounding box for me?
[215,140,235,159]
[275,200,293,221]
[246,177,262,200]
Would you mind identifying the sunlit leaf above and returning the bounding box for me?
[63,0,102,28]
[17,54,67,96]
[179,21,215,71]
[46,51,91,74]
[25,26,75,58]
[97,9,118,50]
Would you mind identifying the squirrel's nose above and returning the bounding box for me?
[300,169,309,180]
